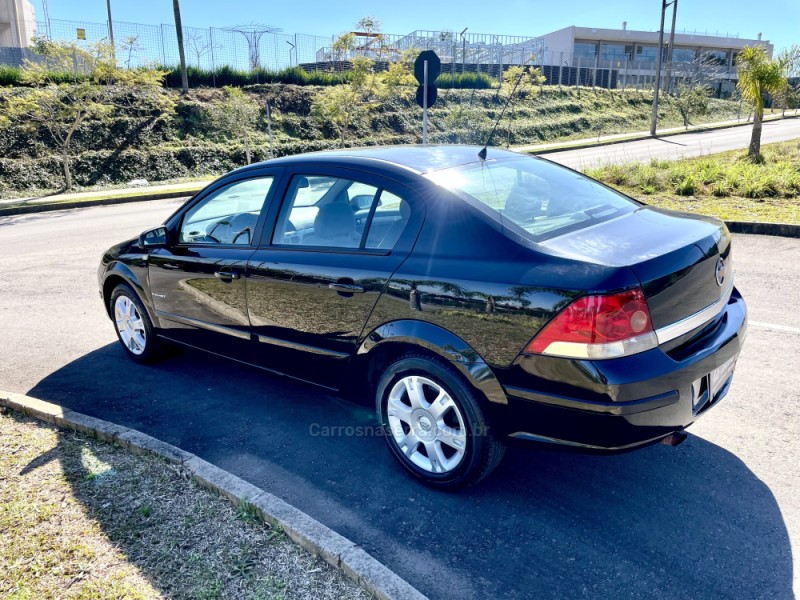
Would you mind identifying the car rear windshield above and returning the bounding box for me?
[424,157,639,241]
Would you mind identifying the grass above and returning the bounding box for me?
[585,140,800,224]
[0,408,369,600]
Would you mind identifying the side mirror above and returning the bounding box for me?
[139,226,168,248]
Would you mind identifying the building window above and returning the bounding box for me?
[574,42,597,60]
[600,43,633,62]
[671,47,697,64]
[636,45,669,64]
[701,49,729,65]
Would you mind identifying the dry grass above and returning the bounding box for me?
[0,409,369,600]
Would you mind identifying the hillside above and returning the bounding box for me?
[0,84,743,196]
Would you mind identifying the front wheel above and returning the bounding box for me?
[376,354,505,489]
[110,283,162,363]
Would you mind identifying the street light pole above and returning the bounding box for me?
[650,0,670,136]
[460,27,468,75]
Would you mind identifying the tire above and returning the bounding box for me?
[376,354,506,489]
[109,283,163,364]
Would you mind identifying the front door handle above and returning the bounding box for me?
[214,270,240,282]
[328,282,365,294]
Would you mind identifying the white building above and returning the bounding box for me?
[539,24,773,92]
[0,0,36,48]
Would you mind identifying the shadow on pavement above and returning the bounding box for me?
[29,343,793,600]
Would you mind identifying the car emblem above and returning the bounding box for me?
[715,257,725,287]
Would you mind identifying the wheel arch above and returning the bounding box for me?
[356,319,507,406]
[102,262,156,325]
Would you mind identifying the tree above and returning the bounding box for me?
[331,32,355,63]
[120,35,141,70]
[0,40,174,190]
[382,48,418,100]
[775,45,800,116]
[674,82,711,129]
[186,29,217,68]
[173,0,189,93]
[311,56,385,146]
[207,87,260,164]
[356,16,381,34]
[736,45,786,160]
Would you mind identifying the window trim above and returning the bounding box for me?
[166,168,285,250]
[265,169,411,255]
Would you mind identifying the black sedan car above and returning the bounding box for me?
[98,145,747,488]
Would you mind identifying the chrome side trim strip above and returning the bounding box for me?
[655,280,734,345]
[255,334,350,359]
[155,311,251,340]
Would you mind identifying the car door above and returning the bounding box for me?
[148,170,282,356]
[245,167,424,389]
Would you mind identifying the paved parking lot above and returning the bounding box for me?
[0,200,797,599]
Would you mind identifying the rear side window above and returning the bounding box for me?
[272,174,410,251]
[365,191,410,250]
[425,157,637,241]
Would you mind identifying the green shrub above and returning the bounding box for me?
[437,72,495,89]
[674,174,698,196]
[0,65,21,86]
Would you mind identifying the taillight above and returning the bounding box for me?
[525,288,658,359]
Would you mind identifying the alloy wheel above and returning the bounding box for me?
[114,295,147,356]
[386,375,468,474]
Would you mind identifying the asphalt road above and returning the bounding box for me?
[543,117,800,170]
[1,200,798,599]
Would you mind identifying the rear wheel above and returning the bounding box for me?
[376,354,505,489]
[110,283,162,363]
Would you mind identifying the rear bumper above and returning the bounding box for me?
[494,288,747,451]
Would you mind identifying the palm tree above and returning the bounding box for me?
[172,0,189,94]
[735,45,786,160]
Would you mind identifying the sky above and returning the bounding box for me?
[29,0,800,52]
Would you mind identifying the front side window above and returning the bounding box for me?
[180,177,274,245]
[425,157,637,242]
[273,175,410,251]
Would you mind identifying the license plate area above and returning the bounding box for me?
[691,356,737,415]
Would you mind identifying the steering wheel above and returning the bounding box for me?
[206,219,231,243]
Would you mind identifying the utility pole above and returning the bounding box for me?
[173,0,188,93]
[664,0,678,93]
[106,0,115,63]
[650,0,672,136]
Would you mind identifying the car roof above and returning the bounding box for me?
[247,145,526,175]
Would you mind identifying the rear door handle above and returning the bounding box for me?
[328,282,365,294]
[214,270,240,281]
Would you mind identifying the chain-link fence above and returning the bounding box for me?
[2,17,737,93]
[2,18,547,77]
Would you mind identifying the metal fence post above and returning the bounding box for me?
[210,28,216,86]
[160,24,167,66]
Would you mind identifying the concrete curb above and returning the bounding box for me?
[724,221,800,238]
[0,189,200,217]
[0,390,427,600]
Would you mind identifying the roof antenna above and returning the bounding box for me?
[478,54,537,161]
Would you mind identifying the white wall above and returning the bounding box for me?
[541,27,574,65]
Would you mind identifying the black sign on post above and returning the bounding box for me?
[415,85,438,108]
[414,50,440,143]
[414,50,441,85]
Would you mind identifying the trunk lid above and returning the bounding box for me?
[537,207,732,329]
